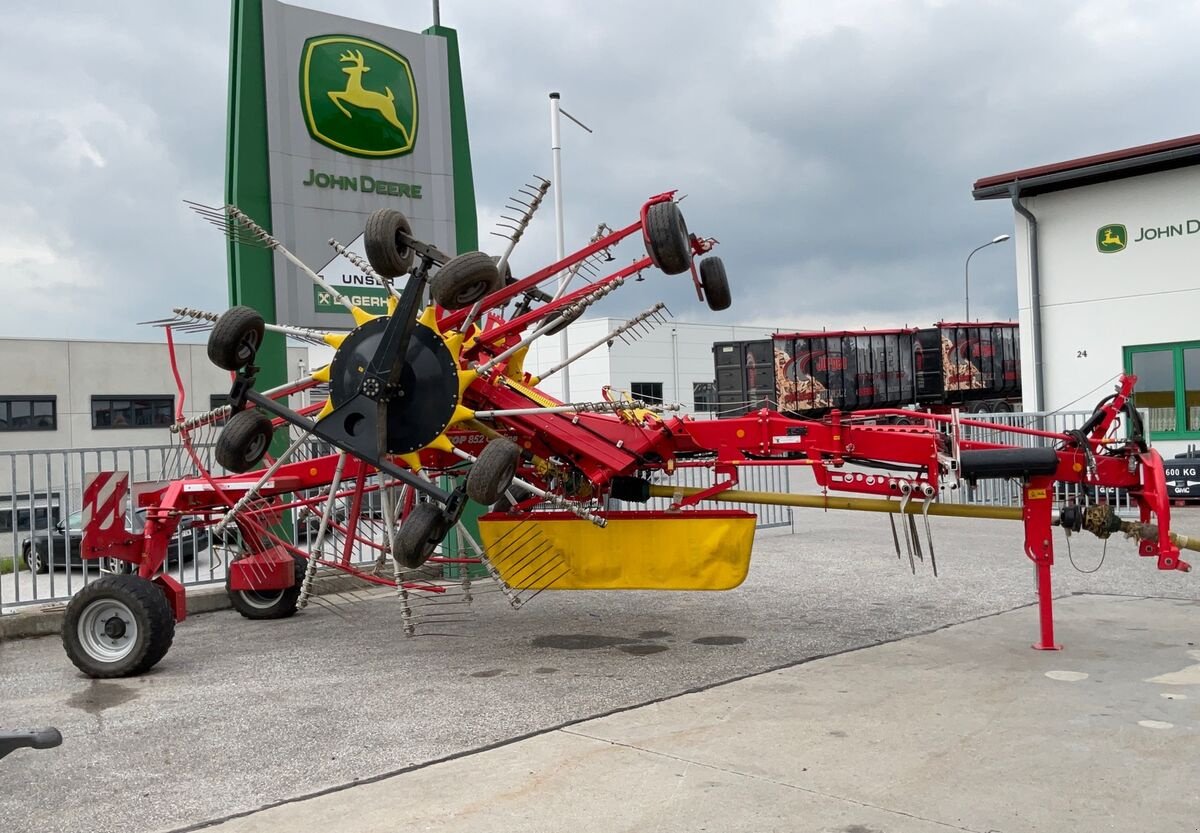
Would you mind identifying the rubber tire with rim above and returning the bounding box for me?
[699,256,731,311]
[22,542,48,575]
[364,209,414,278]
[216,410,274,474]
[989,400,1014,414]
[207,306,266,371]
[542,306,582,336]
[644,201,691,275]
[466,439,521,506]
[430,251,502,309]
[395,503,446,569]
[227,555,305,620]
[61,574,175,679]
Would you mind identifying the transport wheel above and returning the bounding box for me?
[644,201,691,275]
[207,306,266,371]
[989,400,1013,413]
[967,400,991,414]
[364,209,414,278]
[699,256,731,311]
[466,439,521,505]
[22,542,48,575]
[62,575,175,678]
[395,503,446,569]
[227,555,305,620]
[430,251,502,309]
[542,306,582,335]
[216,410,274,473]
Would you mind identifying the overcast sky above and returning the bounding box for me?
[1,0,1198,342]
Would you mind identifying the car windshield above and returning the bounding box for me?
[65,510,83,532]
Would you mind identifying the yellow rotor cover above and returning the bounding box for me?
[477,510,756,591]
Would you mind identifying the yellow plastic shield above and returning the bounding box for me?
[477,510,756,591]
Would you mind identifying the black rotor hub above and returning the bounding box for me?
[328,316,461,455]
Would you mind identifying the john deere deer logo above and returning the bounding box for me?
[300,35,418,158]
[1096,223,1127,253]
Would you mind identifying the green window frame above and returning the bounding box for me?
[1123,340,1200,440]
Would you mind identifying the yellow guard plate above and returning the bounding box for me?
[477,509,756,591]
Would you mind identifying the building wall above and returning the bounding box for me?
[522,320,793,416]
[0,338,308,452]
[1014,165,1200,456]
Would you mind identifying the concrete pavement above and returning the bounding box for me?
[2,511,1198,833]
[178,595,1200,833]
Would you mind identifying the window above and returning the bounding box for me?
[92,396,175,429]
[693,382,717,413]
[630,381,664,404]
[0,397,57,431]
[1123,341,1200,438]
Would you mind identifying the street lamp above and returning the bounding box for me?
[964,234,1011,322]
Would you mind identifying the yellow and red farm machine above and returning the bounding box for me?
[64,191,1196,677]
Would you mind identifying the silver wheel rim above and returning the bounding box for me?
[78,598,138,663]
[246,432,268,462]
[239,588,284,610]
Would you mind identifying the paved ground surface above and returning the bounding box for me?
[188,595,1200,833]
[1,511,1198,833]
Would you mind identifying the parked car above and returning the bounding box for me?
[21,508,209,574]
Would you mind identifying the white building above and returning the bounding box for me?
[0,337,308,453]
[974,134,1200,457]
[519,319,793,416]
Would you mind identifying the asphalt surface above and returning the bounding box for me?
[2,509,1198,833]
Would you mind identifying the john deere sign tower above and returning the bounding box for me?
[226,0,476,391]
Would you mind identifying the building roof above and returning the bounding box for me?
[972,133,1200,200]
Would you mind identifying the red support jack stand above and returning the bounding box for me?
[1023,476,1062,651]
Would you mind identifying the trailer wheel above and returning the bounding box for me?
[364,209,414,278]
[542,306,582,336]
[699,256,731,311]
[227,555,305,620]
[207,306,265,371]
[62,575,175,678]
[467,439,521,505]
[967,400,992,414]
[216,410,274,473]
[644,201,691,275]
[395,503,446,569]
[431,251,502,309]
[989,400,1013,414]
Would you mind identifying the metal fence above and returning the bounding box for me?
[644,464,794,530]
[0,437,795,611]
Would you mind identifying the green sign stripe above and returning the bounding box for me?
[426,25,478,254]
[227,0,288,457]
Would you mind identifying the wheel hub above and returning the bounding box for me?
[328,316,461,455]
[103,616,127,639]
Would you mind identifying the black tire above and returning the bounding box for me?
[699,256,731,311]
[395,503,446,569]
[644,201,691,275]
[989,400,1014,414]
[216,410,274,473]
[467,439,521,505]
[227,555,305,620]
[207,306,266,371]
[542,306,582,336]
[430,251,502,309]
[62,575,175,678]
[23,543,48,575]
[967,400,991,414]
[364,209,414,278]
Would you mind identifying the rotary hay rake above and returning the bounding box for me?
[62,188,1198,678]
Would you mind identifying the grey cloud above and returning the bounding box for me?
[0,0,1196,342]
